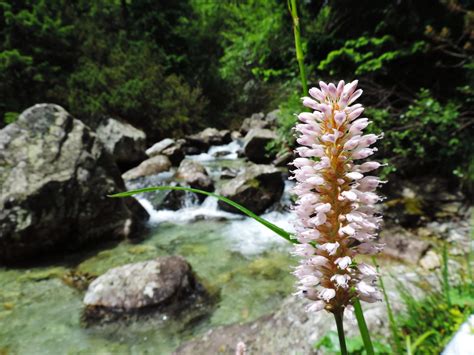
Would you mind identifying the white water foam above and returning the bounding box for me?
[138,196,241,225]
[224,210,295,256]
[187,140,242,162]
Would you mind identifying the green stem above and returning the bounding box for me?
[442,242,451,307]
[334,310,348,355]
[353,298,375,355]
[373,258,402,353]
[288,0,308,95]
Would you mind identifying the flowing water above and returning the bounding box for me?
[0,141,297,354]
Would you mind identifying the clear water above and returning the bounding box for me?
[0,143,296,355]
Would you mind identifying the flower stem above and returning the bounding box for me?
[353,298,375,355]
[333,310,348,355]
[288,0,308,95]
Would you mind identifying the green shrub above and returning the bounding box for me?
[395,284,474,354]
[63,40,207,141]
[366,89,472,180]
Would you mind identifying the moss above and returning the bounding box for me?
[404,197,424,215]
[3,303,14,311]
[127,245,157,255]
[247,178,261,189]
[180,244,209,256]
[243,253,292,279]
[18,267,66,282]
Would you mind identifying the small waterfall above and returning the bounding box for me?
[130,140,295,255]
[139,196,241,225]
[187,140,243,162]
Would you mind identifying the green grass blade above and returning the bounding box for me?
[442,242,451,307]
[109,186,297,244]
[353,298,375,355]
[411,330,436,353]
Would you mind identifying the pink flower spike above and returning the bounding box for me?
[292,80,384,313]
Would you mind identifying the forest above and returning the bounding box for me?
[1,1,474,354]
[2,0,473,186]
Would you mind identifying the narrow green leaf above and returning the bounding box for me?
[109,185,297,244]
[353,298,375,355]
[411,330,436,353]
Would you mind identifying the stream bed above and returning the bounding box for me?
[0,147,298,354]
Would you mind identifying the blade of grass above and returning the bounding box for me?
[411,330,436,353]
[109,186,297,244]
[353,298,375,355]
[442,242,451,307]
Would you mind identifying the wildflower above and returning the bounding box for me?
[292,80,384,314]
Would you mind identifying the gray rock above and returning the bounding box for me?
[239,112,271,134]
[146,138,185,166]
[186,128,232,152]
[273,151,294,167]
[220,167,239,179]
[231,131,242,141]
[218,164,284,215]
[146,138,175,157]
[243,128,277,163]
[265,109,280,124]
[419,250,441,270]
[122,155,172,180]
[0,104,148,263]
[176,160,214,193]
[83,256,205,322]
[161,140,186,166]
[95,118,147,171]
[379,226,431,263]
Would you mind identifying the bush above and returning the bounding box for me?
[62,40,207,141]
[366,89,473,180]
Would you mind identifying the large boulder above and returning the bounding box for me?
[83,256,205,323]
[122,155,171,180]
[95,118,147,171]
[185,128,232,152]
[218,164,284,214]
[0,104,148,263]
[243,128,277,163]
[146,138,185,166]
[176,160,214,192]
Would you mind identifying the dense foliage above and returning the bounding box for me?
[1,0,473,181]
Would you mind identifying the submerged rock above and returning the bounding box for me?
[218,164,284,214]
[122,155,172,180]
[95,117,147,171]
[83,256,206,323]
[243,128,277,163]
[0,104,148,264]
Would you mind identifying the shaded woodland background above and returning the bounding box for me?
[1,0,473,186]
